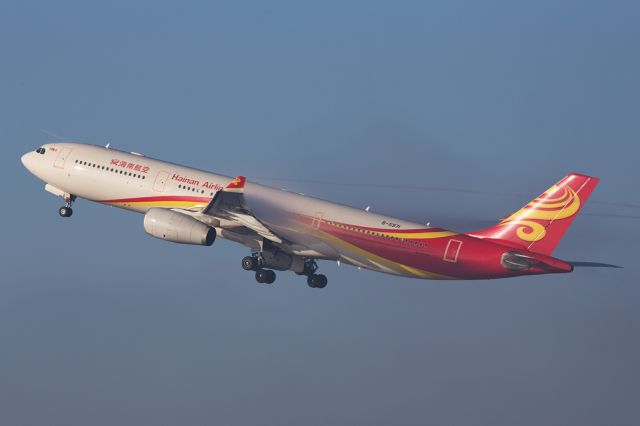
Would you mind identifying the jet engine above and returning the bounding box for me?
[143,208,216,246]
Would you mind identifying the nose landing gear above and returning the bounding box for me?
[58,194,75,218]
[58,206,73,217]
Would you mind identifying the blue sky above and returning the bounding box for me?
[1,1,639,425]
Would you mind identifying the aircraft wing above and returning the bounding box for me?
[200,176,283,244]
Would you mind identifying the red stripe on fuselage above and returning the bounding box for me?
[99,195,212,203]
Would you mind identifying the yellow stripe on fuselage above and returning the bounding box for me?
[376,230,457,239]
[318,229,455,280]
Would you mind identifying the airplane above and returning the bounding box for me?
[21,142,600,288]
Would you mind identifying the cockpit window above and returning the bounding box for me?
[35,147,46,154]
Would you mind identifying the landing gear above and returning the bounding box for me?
[307,274,327,289]
[59,194,75,218]
[299,258,319,276]
[241,252,327,288]
[300,259,328,289]
[255,269,276,284]
[243,255,276,284]
[242,256,258,271]
[58,206,73,217]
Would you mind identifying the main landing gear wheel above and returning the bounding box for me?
[255,269,276,284]
[307,274,327,289]
[242,256,259,271]
[58,206,73,218]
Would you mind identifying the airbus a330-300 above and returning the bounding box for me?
[22,143,600,288]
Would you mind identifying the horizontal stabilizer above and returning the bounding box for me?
[569,261,623,268]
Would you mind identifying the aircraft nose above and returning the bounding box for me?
[21,152,34,172]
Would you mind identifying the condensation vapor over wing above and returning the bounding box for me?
[252,176,640,221]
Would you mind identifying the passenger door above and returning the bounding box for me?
[443,239,463,263]
[54,148,72,169]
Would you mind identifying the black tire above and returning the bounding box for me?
[307,275,317,288]
[242,256,257,271]
[255,269,268,283]
[307,274,328,289]
[315,274,328,289]
[265,270,276,284]
[59,207,72,217]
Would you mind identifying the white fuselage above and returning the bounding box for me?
[21,142,587,283]
[21,142,435,275]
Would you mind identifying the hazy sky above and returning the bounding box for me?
[1,1,638,425]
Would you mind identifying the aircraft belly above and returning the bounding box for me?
[260,221,341,260]
[244,185,450,277]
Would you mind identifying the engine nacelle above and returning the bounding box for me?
[143,208,216,246]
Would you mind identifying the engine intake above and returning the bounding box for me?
[144,208,216,246]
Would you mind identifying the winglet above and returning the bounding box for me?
[224,176,246,193]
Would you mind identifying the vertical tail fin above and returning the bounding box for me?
[469,173,599,255]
